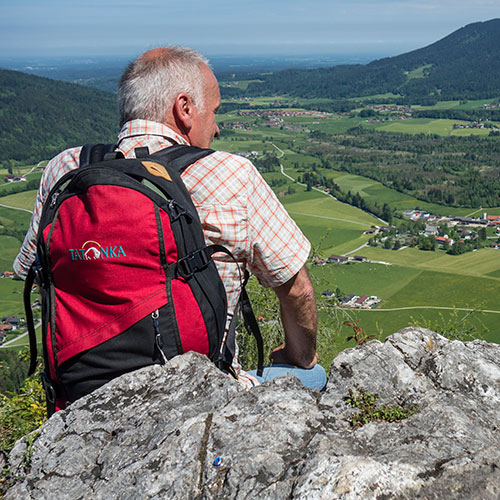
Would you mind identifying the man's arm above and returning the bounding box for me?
[270,264,318,369]
[13,147,82,279]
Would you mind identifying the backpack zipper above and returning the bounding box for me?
[49,191,61,209]
[154,204,183,355]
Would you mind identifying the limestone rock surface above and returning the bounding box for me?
[5,327,500,499]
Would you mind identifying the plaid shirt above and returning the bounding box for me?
[14,120,311,386]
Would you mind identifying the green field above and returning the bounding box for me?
[359,246,500,278]
[413,98,498,111]
[2,91,500,351]
[312,260,500,347]
[406,64,433,80]
[365,118,491,137]
[220,79,262,90]
[213,103,500,343]
[0,191,36,211]
[0,278,24,317]
[0,235,22,270]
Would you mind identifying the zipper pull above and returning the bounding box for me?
[168,200,192,222]
[152,309,168,365]
[49,191,60,208]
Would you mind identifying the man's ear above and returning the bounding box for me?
[173,93,193,133]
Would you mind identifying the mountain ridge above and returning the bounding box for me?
[244,19,500,102]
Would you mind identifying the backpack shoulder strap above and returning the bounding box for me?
[80,144,121,167]
[151,144,214,173]
[239,271,264,377]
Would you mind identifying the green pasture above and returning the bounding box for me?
[349,93,401,102]
[359,246,500,279]
[307,116,364,134]
[406,65,432,80]
[476,208,500,217]
[281,151,320,167]
[291,215,370,255]
[242,96,291,106]
[0,206,31,231]
[0,278,24,319]
[366,118,490,136]
[311,260,500,346]
[330,307,499,349]
[212,136,269,154]
[311,261,421,299]
[326,235,371,256]
[0,190,36,211]
[383,269,499,311]
[303,167,474,217]
[414,248,500,277]
[220,79,262,90]
[413,98,498,111]
[283,191,379,226]
[0,236,21,271]
[487,268,500,279]
[451,127,495,137]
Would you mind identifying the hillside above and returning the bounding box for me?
[243,19,500,102]
[0,70,118,164]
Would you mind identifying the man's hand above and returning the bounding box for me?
[272,265,318,369]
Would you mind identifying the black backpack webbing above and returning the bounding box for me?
[25,143,264,379]
[149,144,265,376]
[24,266,38,377]
[240,272,265,376]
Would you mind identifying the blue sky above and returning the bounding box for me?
[1,0,499,58]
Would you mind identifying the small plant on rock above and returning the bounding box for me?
[346,388,419,428]
[344,320,376,345]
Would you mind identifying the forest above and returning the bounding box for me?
[0,69,117,165]
[307,127,500,208]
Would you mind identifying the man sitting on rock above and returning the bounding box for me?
[14,46,326,390]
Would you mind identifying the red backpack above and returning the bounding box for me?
[24,144,263,415]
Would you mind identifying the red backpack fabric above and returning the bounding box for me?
[25,144,238,414]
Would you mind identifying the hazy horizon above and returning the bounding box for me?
[1,1,499,60]
[0,52,389,75]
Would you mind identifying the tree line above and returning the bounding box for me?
[307,127,500,208]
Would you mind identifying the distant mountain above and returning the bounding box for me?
[244,19,500,102]
[0,70,118,164]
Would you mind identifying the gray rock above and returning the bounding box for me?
[5,328,500,499]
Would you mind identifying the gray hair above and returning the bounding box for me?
[118,46,209,126]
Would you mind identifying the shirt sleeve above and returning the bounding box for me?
[13,147,81,279]
[245,163,311,288]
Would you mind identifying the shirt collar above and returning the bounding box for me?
[117,119,190,146]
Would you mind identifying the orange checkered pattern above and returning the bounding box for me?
[14,120,311,386]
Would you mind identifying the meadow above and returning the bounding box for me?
[211,97,500,344]
[1,92,499,355]
[0,191,37,211]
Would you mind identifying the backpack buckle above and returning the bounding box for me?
[177,249,209,279]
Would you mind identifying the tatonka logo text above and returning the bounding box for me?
[69,241,127,261]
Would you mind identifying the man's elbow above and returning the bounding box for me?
[275,265,316,305]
